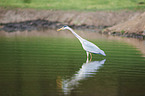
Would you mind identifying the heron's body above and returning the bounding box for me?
[57,26,106,62]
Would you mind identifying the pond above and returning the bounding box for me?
[0,29,145,96]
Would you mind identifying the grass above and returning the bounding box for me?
[0,0,145,10]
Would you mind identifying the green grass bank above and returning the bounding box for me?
[0,0,145,10]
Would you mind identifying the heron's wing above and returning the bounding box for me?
[82,39,102,54]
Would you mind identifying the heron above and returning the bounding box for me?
[57,26,106,62]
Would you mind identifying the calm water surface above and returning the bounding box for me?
[0,30,145,96]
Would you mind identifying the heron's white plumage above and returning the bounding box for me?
[57,26,106,57]
[82,39,106,56]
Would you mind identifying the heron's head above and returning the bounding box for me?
[57,25,69,31]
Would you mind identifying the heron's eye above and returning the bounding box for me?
[63,25,67,27]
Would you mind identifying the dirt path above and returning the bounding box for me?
[0,8,142,25]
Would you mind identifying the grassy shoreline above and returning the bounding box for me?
[0,0,145,11]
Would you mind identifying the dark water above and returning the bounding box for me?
[0,31,145,96]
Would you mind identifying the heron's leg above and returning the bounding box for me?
[86,52,89,63]
[90,53,92,61]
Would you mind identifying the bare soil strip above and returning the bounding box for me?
[0,8,144,39]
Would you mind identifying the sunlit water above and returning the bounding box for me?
[0,29,145,96]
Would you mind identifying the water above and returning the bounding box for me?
[0,30,145,96]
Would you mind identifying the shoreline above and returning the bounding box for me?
[0,8,144,39]
[0,19,144,40]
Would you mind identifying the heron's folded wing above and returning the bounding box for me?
[82,40,102,54]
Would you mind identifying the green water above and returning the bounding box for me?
[0,36,145,96]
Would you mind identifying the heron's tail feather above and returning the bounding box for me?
[100,50,106,56]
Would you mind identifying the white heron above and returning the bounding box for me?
[57,26,106,62]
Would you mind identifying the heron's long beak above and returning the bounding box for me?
[57,28,64,31]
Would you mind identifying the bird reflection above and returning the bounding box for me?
[57,59,106,95]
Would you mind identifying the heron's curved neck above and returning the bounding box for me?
[68,28,83,41]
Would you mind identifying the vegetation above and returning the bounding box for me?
[0,0,145,10]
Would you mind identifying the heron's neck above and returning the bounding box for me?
[68,28,83,41]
